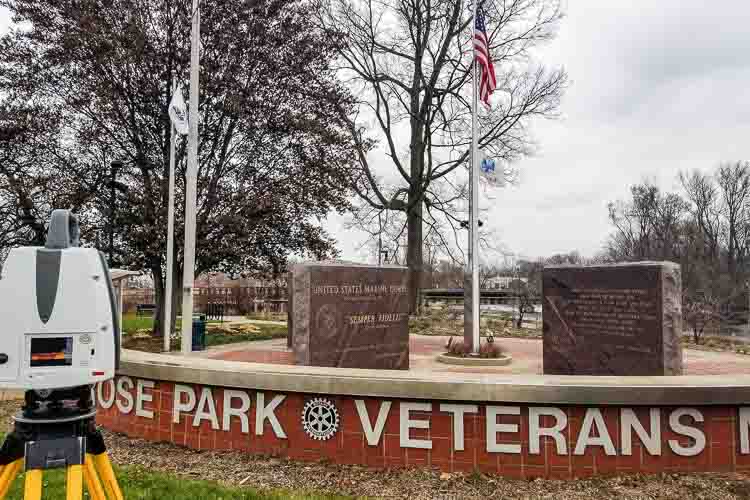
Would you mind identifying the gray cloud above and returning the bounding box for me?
[3,3,750,263]
[0,8,10,33]
[318,1,750,262]
[460,0,750,261]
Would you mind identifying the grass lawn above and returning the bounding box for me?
[0,464,349,499]
[122,313,159,333]
[0,429,348,500]
[121,320,288,353]
[205,324,287,347]
[121,313,221,335]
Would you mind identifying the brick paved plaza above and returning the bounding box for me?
[203,336,750,376]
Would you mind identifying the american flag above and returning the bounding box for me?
[474,9,496,106]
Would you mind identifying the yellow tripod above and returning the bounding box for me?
[0,451,121,500]
[0,390,123,499]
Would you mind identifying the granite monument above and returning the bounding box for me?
[291,262,410,369]
[543,261,682,376]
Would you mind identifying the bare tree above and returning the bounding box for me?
[349,192,505,283]
[716,161,750,275]
[606,183,688,263]
[321,0,567,310]
[479,264,500,288]
[606,165,750,334]
[680,169,721,262]
[511,279,535,328]
[683,292,720,345]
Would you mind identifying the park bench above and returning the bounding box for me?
[136,303,157,317]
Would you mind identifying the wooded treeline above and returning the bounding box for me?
[606,162,750,338]
[607,162,750,302]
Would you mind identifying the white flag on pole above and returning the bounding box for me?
[169,85,189,135]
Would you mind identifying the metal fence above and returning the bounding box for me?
[123,285,287,316]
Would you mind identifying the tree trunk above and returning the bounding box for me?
[167,265,181,342]
[152,266,165,337]
[407,200,423,313]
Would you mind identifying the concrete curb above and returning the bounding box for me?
[118,349,750,405]
[436,353,513,366]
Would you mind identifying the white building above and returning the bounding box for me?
[485,275,528,289]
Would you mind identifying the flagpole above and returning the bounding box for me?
[164,78,178,353]
[181,0,200,355]
[470,0,480,355]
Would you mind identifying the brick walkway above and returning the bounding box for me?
[207,335,750,375]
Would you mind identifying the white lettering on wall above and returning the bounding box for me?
[668,408,705,457]
[440,404,478,452]
[223,389,251,433]
[255,393,286,438]
[574,408,616,456]
[486,406,521,454]
[135,379,155,418]
[621,408,661,456]
[99,376,730,462]
[740,407,750,454]
[193,387,220,430]
[399,402,432,449]
[355,400,391,446]
[97,380,115,409]
[115,376,134,413]
[528,407,567,455]
[173,384,196,423]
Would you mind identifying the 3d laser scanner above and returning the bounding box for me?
[0,210,124,500]
[0,209,120,392]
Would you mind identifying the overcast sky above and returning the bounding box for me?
[330,0,750,263]
[3,2,750,263]
[0,9,8,42]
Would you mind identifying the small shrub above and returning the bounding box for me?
[447,339,470,356]
[479,341,504,359]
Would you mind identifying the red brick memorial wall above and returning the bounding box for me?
[96,376,748,479]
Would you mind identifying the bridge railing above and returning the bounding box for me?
[421,288,541,307]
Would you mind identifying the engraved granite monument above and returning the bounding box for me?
[543,261,682,376]
[291,262,410,369]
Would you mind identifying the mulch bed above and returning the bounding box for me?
[2,400,750,499]
[87,432,750,499]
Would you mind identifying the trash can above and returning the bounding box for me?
[192,314,206,351]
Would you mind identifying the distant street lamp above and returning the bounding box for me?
[376,211,389,266]
[108,159,129,266]
[379,250,389,266]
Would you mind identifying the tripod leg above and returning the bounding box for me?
[66,464,83,500]
[92,453,123,500]
[23,469,42,500]
[83,454,107,500]
[0,459,23,500]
